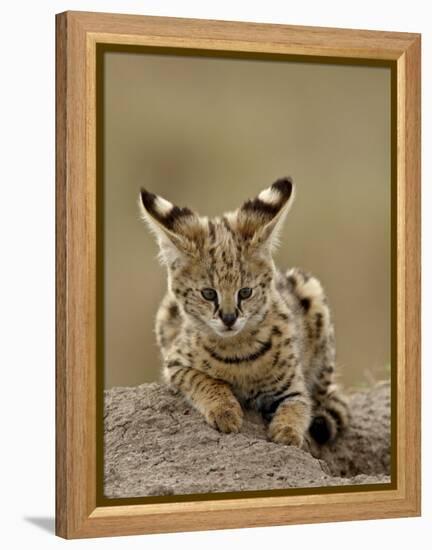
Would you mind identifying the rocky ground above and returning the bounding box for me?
[104,382,391,498]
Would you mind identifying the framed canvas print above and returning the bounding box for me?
[55,11,421,539]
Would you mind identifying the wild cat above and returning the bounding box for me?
[139,178,349,447]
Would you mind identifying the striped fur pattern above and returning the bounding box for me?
[139,178,349,447]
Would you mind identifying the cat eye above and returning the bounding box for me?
[201,288,217,301]
[238,287,253,300]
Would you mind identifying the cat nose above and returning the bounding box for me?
[219,311,238,328]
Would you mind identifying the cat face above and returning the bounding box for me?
[139,178,295,338]
[167,230,275,337]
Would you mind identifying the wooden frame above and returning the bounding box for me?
[56,10,421,539]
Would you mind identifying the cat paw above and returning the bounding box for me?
[268,423,304,447]
[206,400,243,434]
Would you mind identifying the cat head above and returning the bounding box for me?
[139,177,295,338]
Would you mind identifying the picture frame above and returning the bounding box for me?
[55,10,421,539]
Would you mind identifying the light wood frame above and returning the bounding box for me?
[56,10,421,539]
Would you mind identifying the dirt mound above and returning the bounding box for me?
[104,382,390,498]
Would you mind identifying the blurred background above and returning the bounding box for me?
[103,51,391,390]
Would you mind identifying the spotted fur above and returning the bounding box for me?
[139,177,349,447]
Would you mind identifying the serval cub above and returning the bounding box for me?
[139,178,349,447]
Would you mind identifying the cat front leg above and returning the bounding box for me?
[266,379,312,447]
[163,360,243,433]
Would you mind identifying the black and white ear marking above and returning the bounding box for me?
[236,177,295,246]
[242,177,294,219]
[257,177,294,209]
[140,189,194,232]
[139,188,204,265]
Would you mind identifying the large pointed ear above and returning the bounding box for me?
[139,189,205,265]
[233,177,295,249]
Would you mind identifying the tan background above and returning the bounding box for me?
[103,51,391,389]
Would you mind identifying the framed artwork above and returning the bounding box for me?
[55,11,421,539]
